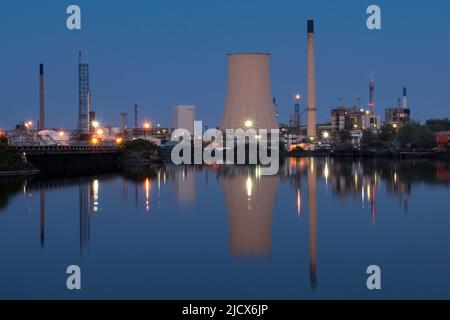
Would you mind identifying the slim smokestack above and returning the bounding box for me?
[39,64,45,130]
[369,82,375,114]
[402,87,408,108]
[307,19,317,139]
[134,104,138,128]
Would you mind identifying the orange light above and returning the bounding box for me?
[97,128,104,135]
[116,137,123,144]
[145,178,151,211]
[143,122,151,129]
[91,137,99,145]
[58,131,64,137]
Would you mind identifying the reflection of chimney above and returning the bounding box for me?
[40,190,45,248]
[369,82,375,114]
[307,20,317,138]
[307,159,318,288]
[402,87,408,109]
[39,64,45,130]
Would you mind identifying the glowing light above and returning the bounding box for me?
[91,137,99,145]
[143,122,151,129]
[323,162,329,183]
[367,184,371,199]
[394,172,398,183]
[295,94,301,100]
[246,176,252,198]
[245,120,253,128]
[116,137,123,144]
[92,121,99,128]
[297,188,301,216]
[92,179,99,212]
[322,131,330,139]
[97,128,104,135]
[58,131,64,137]
[145,178,150,211]
[393,123,398,129]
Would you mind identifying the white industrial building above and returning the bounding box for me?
[172,105,195,134]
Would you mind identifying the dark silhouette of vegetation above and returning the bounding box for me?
[397,123,435,149]
[426,118,450,133]
[0,136,35,171]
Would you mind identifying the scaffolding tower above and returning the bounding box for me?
[78,52,90,134]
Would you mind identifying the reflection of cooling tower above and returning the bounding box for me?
[221,172,279,256]
[221,54,278,130]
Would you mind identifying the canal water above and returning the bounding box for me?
[0,158,449,299]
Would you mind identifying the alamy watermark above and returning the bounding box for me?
[170,121,280,176]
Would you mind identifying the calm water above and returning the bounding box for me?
[1,158,450,300]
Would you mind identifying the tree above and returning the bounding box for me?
[425,118,450,133]
[361,130,383,149]
[379,124,397,144]
[397,124,435,149]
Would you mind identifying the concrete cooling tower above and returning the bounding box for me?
[220,53,278,131]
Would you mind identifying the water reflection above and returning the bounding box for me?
[219,166,278,256]
[1,159,450,297]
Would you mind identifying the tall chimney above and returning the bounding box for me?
[369,82,375,114]
[134,104,138,128]
[402,87,408,108]
[306,20,317,139]
[39,64,45,130]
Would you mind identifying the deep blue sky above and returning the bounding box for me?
[2,0,450,130]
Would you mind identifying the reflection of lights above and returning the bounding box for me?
[246,176,252,198]
[361,186,365,203]
[255,166,262,179]
[157,170,161,192]
[354,173,358,187]
[367,184,371,199]
[245,120,253,128]
[297,188,301,216]
[92,179,99,212]
[394,172,398,183]
[310,158,315,173]
[145,178,150,211]
[323,162,329,183]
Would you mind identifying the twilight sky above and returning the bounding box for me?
[1,0,450,130]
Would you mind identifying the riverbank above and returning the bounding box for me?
[0,142,39,176]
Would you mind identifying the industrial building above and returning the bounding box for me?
[384,88,411,128]
[330,107,381,131]
[172,105,195,134]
